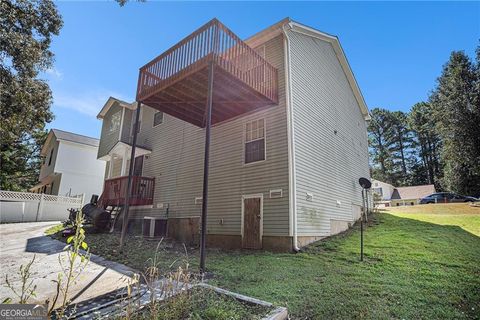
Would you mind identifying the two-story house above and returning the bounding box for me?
[96,18,370,251]
[31,129,106,204]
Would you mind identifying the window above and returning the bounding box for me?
[109,110,121,133]
[133,156,144,176]
[372,188,383,196]
[153,111,164,127]
[48,148,54,166]
[245,119,265,164]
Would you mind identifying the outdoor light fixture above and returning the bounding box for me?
[358,177,371,262]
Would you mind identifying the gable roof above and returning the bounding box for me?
[245,18,369,120]
[391,184,436,200]
[97,97,136,119]
[41,129,99,155]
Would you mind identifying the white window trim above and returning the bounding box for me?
[153,111,165,128]
[240,193,264,246]
[243,118,267,166]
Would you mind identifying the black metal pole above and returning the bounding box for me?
[360,188,364,262]
[365,189,370,222]
[119,102,142,251]
[199,61,214,275]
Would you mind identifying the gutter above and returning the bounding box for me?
[282,23,300,252]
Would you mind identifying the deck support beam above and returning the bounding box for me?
[199,61,214,274]
[119,102,142,251]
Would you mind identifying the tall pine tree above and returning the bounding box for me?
[430,50,480,196]
[386,111,414,185]
[368,108,396,184]
[408,102,442,187]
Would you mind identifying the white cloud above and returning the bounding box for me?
[53,90,130,118]
[45,67,63,79]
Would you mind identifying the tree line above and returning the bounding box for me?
[368,46,480,197]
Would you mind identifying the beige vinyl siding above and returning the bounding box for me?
[39,138,59,180]
[131,34,290,236]
[97,104,123,158]
[287,30,370,236]
[121,109,134,144]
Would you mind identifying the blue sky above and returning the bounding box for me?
[44,1,479,138]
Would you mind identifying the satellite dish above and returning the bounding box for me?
[358,177,372,189]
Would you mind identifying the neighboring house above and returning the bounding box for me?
[371,180,395,201]
[371,179,436,207]
[30,129,106,203]
[96,18,370,251]
[391,185,436,206]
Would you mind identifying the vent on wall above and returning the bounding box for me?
[269,189,283,199]
[194,197,203,205]
[306,192,313,202]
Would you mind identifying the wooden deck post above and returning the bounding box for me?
[119,102,142,251]
[200,61,215,274]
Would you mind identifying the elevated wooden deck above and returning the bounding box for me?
[99,176,155,208]
[136,19,278,127]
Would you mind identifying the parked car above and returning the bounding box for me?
[419,192,478,204]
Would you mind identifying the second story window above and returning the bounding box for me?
[153,111,164,127]
[245,119,265,164]
[109,110,121,133]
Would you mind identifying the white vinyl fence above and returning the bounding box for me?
[0,190,84,223]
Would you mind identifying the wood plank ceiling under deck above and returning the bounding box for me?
[142,66,276,127]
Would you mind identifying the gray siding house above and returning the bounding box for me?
[96,18,370,251]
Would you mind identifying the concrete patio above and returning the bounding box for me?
[0,221,137,306]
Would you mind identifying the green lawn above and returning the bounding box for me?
[48,204,480,319]
[386,203,480,236]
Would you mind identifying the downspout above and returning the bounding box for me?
[282,23,300,252]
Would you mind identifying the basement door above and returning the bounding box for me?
[242,195,263,249]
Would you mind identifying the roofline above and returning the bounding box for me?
[244,17,292,47]
[395,184,436,190]
[97,97,136,119]
[286,21,370,120]
[245,18,369,120]
[41,129,99,155]
[52,128,99,142]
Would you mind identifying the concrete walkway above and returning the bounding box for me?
[0,222,137,306]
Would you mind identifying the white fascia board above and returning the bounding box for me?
[97,97,135,119]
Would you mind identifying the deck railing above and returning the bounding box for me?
[137,18,278,103]
[99,176,155,207]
